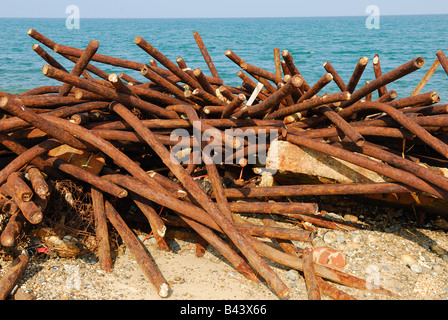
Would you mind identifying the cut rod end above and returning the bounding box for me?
[415,57,425,68]
[345,92,352,100]
[42,64,51,76]
[193,68,202,77]
[431,91,439,102]
[134,36,143,45]
[237,93,246,101]
[0,96,9,107]
[360,57,369,65]
[108,73,119,83]
[89,39,100,50]
[291,75,303,87]
[158,283,170,298]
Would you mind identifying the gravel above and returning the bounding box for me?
[1,200,448,300]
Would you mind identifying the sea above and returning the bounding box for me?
[0,15,447,101]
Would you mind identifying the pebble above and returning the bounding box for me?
[336,235,346,244]
[284,269,299,281]
[432,264,443,274]
[344,214,358,223]
[430,244,445,256]
[367,235,380,244]
[400,254,417,266]
[323,232,336,244]
[409,263,423,274]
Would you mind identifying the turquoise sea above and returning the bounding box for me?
[0,15,447,100]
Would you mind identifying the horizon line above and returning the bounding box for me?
[0,13,446,19]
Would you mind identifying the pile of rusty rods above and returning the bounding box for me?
[0,28,447,300]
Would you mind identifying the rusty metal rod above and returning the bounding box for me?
[0,97,88,150]
[341,57,425,107]
[3,181,42,224]
[0,134,64,180]
[59,40,100,96]
[7,171,33,202]
[109,102,291,298]
[0,211,24,247]
[386,91,439,109]
[317,105,365,146]
[339,101,448,158]
[246,232,394,296]
[42,65,180,119]
[0,139,62,186]
[25,165,50,198]
[52,41,144,71]
[233,75,303,118]
[110,173,259,280]
[291,125,415,140]
[323,61,347,92]
[283,130,448,198]
[411,59,441,96]
[346,57,369,93]
[19,85,61,96]
[372,54,388,97]
[0,101,110,134]
[282,50,311,91]
[296,73,333,104]
[335,141,448,193]
[0,254,29,300]
[85,118,283,131]
[192,88,226,106]
[303,248,321,300]
[220,182,419,198]
[91,187,113,272]
[4,95,89,109]
[228,201,319,215]
[140,65,187,101]
[193,31,220,79]
[193,68,217,96]
[131,194,170,252]
[105,200,170,298]
[107,73,136,97]
[134,36,200,89]
[265,91,351,120]
[43,155,128,198]
[436,50,448,77]
[221,93,246,119]
[240,61,283,85]
[32,44,68,73]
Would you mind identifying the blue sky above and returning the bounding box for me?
[1,0,448,18]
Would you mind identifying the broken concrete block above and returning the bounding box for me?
[264,140,391,185]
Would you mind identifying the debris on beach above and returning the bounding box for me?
[0,28,447,299]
